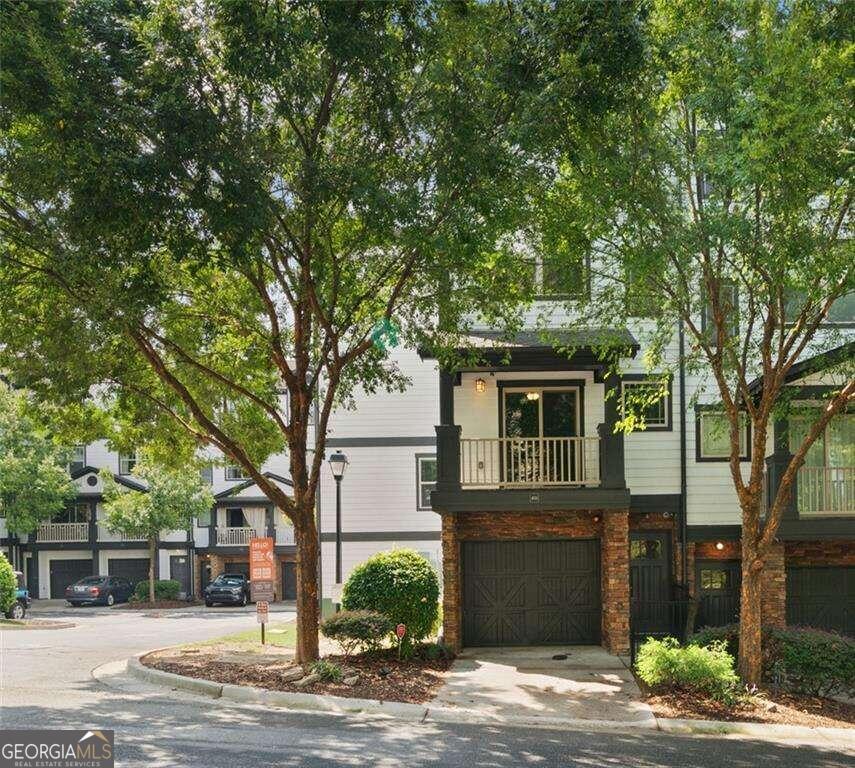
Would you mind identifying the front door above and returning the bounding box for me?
[696,560,741,628]
[170,555,191,599]
[502,387,579,485]
[630,532,673,634]
[282,561,297,600]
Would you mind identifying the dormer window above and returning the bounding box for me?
[118,450,138,476]
[69,445,86,474]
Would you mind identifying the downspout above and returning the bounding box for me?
[679,321,688,590]
[314,391,323,615]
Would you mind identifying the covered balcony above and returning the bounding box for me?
[425,328,637,513]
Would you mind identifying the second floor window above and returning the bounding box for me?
[225,464,249,481]
[789,414,854,469]
[199,465,214,486]
[68,445,86,474]
[621,379,671,431]
[118,450,138,476]
[416,455,437,510]
[697,411,749,461]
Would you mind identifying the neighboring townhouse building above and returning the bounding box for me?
[16,442,193,600]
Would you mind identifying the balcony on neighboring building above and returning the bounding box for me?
[37,522,89,543]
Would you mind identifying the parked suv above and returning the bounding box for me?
[65,576,134,606]
[5,571,32,620]
[204,573,250,607]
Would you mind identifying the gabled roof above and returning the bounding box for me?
[71,465,148,492]
[213,471,293,500]
[747,340,854,397]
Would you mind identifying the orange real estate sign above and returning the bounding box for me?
[250,537,275,602]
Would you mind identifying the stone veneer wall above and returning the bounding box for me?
[440,509,630,655]
[785,540,855,566]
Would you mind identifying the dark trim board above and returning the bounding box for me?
[432,487,631,513]
[747,341,855,397]
[320,531,441,543]
[326,436,437,447]
[777,518,855,540]
[22,541,192,552]
[196,545,298,555]
[630,494,681,516]
[687,525,742,542]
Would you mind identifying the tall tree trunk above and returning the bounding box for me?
[294,517,320,664]
[738,555,763,686]
[148,536,157,604]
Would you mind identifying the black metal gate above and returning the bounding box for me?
[787,566,854,636]
[462,539,600,646]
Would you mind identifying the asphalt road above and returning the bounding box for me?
[2,605,852,767]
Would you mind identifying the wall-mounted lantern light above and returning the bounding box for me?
[475,378,486,393]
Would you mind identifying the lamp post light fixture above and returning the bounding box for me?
[328,451,349,584]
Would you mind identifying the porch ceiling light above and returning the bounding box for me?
[328,451,349,480]
[475,378,486,393]
[526,391,540,401]
[715,541,725,551]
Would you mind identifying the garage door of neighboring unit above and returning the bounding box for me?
[462,539,600,646]
[49,559,93,599]
[787,566,854,636]
[108,558,150,587]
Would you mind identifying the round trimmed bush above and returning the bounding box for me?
[341,549,440,650]
[0,555,17,614]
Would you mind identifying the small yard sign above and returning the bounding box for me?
[257,600,269,645]
[395,623,406,640]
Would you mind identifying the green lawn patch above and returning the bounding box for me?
[191,620,297,650]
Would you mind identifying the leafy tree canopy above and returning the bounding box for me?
[0,383,76,534]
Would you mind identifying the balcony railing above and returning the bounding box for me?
[459,436,601,488]
[216,526,264,546]
[97,525,147,542]
[38,522,88,543]
[276,525,295,545]
[797,466,855,517]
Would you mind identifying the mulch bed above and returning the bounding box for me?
[114,600,201,610]
[142,647,453,704]
[646,689,855,729]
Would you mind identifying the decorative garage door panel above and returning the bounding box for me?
[787,566,854,636]
[462,540,600,646]
[50,559,93,599]
[108,557,150,587]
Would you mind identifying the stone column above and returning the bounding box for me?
[209,554,225,581]
[192,554,202,598]
[601,509,630,654]
[761,541,786,628]
[441,512,462,652]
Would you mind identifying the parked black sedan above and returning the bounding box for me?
[204,573,250,607]
[65,576,135,606]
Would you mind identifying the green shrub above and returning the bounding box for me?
[320,610,395,656]
[341,549,440,651]
[0,555,17,613]
[310,659,343,683]
[636,637,739,703]
[689,624,739,658]
[417,641,455,662]
[765,627,855,698]
[690,623,855,697]
[132,578,180,602]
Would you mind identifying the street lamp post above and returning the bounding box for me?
[328,451,349,584]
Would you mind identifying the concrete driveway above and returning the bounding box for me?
[430,646,653,726]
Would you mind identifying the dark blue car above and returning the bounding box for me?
[5,571,32,620]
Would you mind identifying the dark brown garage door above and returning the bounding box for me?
[462,539,600,646]
[108,558,150,588]
[50,559,94,598]
[787,567,854,636]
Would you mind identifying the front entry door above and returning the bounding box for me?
[503,387,579,484]
[629,532,673,634]
[170,555,191,599]
[696,560,741,628]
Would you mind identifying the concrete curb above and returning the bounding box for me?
[127,654,660,731]
[656,716,855,744]
[126,655,853,743]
